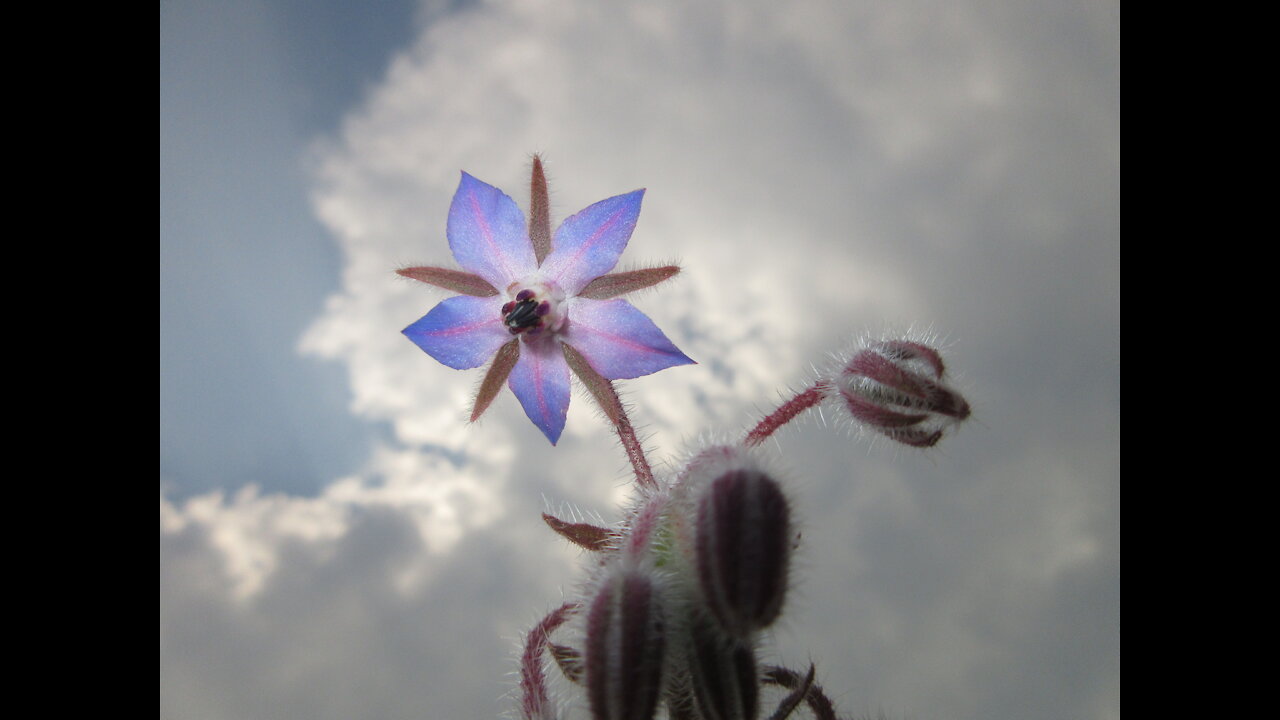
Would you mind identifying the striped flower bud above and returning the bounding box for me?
[686,615,760,720]
[834,339,970,448]
[695,462,791,640]
[585,567,667,720]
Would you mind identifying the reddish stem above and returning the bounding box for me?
[562,343,656,490]
[519,602,577,720]
[744,383,829,447]
[609,386,656,490]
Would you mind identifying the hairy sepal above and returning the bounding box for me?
[579,266,681,300]
[397,265,498,297]
[471,340,520,422]
[543,512,616,552]
[530,155,552,264]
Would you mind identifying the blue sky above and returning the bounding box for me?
[161,0,420,496]
[160,2,1119,718]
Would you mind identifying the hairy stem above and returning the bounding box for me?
[562,343,656,490]
[763,665,837,720]
[744,383,829,447]
[519,602,577,720]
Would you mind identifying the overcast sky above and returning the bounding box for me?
[160,1,1119,719]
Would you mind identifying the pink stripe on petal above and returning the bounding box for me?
[403,296,510,370]
[561,298,693,380]
[508,340,570,444]
[552,208,623,280]
[541,190,644,295]
[447,173,536,290]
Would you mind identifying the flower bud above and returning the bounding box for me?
[585,567,667,720]
[686,615,760,720]
[834,339,970,448]
[695,464,791,639]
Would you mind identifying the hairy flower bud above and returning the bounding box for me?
[585,567,667,720]
[694,462,791,639]
[686,616,760,720]
[833,339,970,448]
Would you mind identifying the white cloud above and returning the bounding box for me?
[163,0,1118,718]
[161,441,512,600]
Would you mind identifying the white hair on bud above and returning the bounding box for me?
[540,494,610,529]
[817,327,971,453]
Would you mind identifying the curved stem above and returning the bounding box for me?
[563,343,656,490]
[519,602,577,720]
[744,383,829,447]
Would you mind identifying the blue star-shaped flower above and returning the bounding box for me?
[400,162,693,444]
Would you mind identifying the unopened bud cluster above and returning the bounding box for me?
[524,446,800,720]
[521,336,971,720]
[404,160,976,720]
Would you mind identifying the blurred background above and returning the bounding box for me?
[160,1,1119,718]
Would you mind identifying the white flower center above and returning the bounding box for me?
[501,280,566,340]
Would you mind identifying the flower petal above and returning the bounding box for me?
[561,298,694,380]
[540,190,644,295]
[447,172,536,290]
[508,338,571,444]
[402,296,510,370]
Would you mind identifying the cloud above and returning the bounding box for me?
[161,1,1118,718]
[161,441,513,599]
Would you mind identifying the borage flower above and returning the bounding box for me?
[401,158,693,444]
